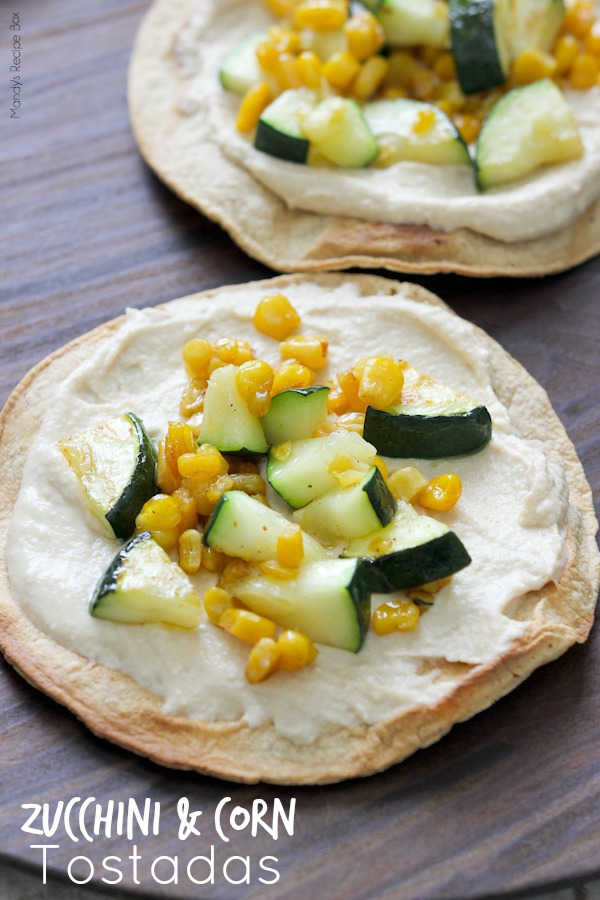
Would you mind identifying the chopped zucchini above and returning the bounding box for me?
[510,0,565,58]
[475,78,584,190]
[267,431,378,509]
[230,558,372,652]
[262,386,330,445]
[301,97,379,169]
[365,99,471,165]
[293,465,396,545]
[362,366,492,458]
[255,89,318,164]
[198,364,268,455]
[375,0,450,47]
[90,532,202,628]
[344,500,471,592]
[450,0,512,94]
[60,412,157,540]
[219,33,265,97]
[203,490,327,561]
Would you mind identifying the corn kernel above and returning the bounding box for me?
[512,47,557,84]
[436,79,466,112]
[277,524,304,568]
[264,0,294,16]
[182,339,212,379]
[212,337,254,366]
[219,558,252,589]
[246,637,281,683]
[236,359,274,417]
[256,41,280,74]
[276,52,302,90]
[416,473,462,511]
[157,440,180,494]
[554,33,580,73]
[335,411,365,433]
[180,378,207,418]
[267,25,302,53]
[410,67,439,100]
[368,536,394,555]
[159,422,196,491]
[236,82,272,132]
[585,21,600,56]
[323,51,361,91]
[136,494,182,532]
[219,607,277,644]
[277,630,318,670]
[328,451,369,476]
[231,473,268,495]
[294,0,348,32]
[259,560,299,580]
[171,486,198,531]
[206,356,229,376]
[297,50,323,88]
[357,357,404,409]
[204,586,235,625]
[337,369,367,412]
[178,529,202,574]
[253,293,301,340]
[412,107,437,134]
[279,334,329,369]
[454,113,482,145]
[151,528,180,551]
[406,588,435,608]
[372,599,420,635]
[384,50,420,88]
[352,55,390,100]
[344,12,385,61]
[271,360,314,395]
[569,52,600,88]
[179,443,228,480]
[373,456,388,480]
[433,50,456,81]
[270,440,292,461]
[562,2,595,39]
[388,466,427,502]
[201,544,226,573]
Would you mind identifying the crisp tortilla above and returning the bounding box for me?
[128,0,600,278]
[0,273,598,784]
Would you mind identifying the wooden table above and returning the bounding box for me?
[2,2,599,897]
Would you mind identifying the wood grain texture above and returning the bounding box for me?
[1,1,599,897]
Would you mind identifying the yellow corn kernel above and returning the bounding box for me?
[562,1,595,39]
[328,451,369,476]
[245,637,281,683]
[159,421,196,491]
[219,607,277,644]
[271,360,314,395]
[585,21,600,56]
[178,529,202,574]
[205,473,235,505]
[357,357,404,409]
[433,50,456,81]
[227,457,260,475]
[420,44,440,66]
[204,586,235,626]
[157,440,180,494]
[410,67,439,100]
[352,55,390,100]
[373,456,388,480]
[335,411,365,433]
[277,630,318,670]
[406,587,435,608]
[417,473,462,511]
[554,33,580,73]
[179,378,207,418]
[236,82,272,132]
[270,440,293,461]
[337,369,367,412]
[212,337,254,366]
[259,559,299,580]
[276,52,302,90]
[151,528,181,551]
[297,50,323,88]
[182,339,212,379]
[512,47,558,84]
[254,293,301,340]
[189,474,234,516]
[236,359,274,417]
[201,544,226,573]
[178,443,229,480]
[277,524,305,568]
[206,356,229,376]
[267,25,301,54]
[412,107,437,134]
[327,384,349,415]
[422,576,452,593]
[136,494,182,532]
[368,536,394,555]
[323,51,361,91]
[264,0,295,16]
[279,334,329,369]
[388,466,427,502]
[380,85,409,99]
[218,558,252,589]
[313,420,337,436]
[294,0,348,32]
[384,50,420,88]
[344,12,385,61]
[256,40,280,74]
[231,473,268,495]
[171,485,198,532]
[436,79,466,112]
[454,112,482,145]
[372,599,420,635]
[569,52,600,87]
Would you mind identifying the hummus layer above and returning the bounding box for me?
[6,281,568,744]
[175,0,600,244]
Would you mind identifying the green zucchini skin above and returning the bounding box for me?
[92,531,150,609]
[254,119,310,164]
[450,0,507,94]
[106,413,158,539]
[363,405,492,458]
[360,531,472,593]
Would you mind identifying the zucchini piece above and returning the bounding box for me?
[376,0,450,48]
[60,412,157,540]
[230,558,372,652]
[363,365,492,458]
[203,491,327,562]
[475,79,583,190]
[450,0,512,94]
[344,500,471,592]
[510,0,565,58]
[267,431,378,509]
[262,386,330,445]
[219,33,264,97]
[365,99,470,165]
[90,532,202,628]
[255,89,318,164]
[293,466,396,545]
[198,364,268,455]
[301,97,379,169]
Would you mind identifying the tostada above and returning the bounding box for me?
[0,274,598,783]
[129,0,600,276]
